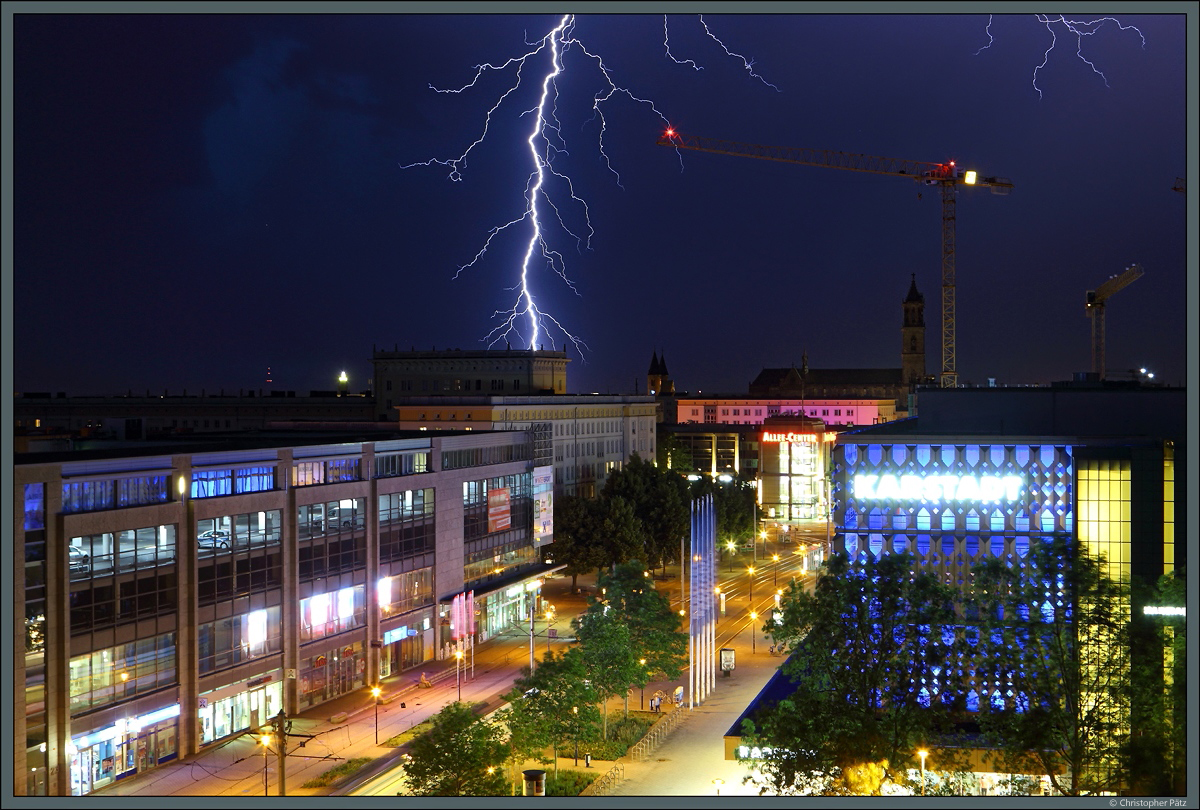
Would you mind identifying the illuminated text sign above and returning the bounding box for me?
[762,431,817,444]
[854,473,1023,502]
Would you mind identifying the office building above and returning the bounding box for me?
[15,428,555,796]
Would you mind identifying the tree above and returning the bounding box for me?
[595,562,687,677]
[573,607,641,740]
[603,454,689,572]
[547,494,609,590]
[656,432,695,472]
[594,494,644,569]
[968,536,1143,796]
[740,551,965,795]
[403,703,509,796]
[591,562,688,714]
[498,648,600,782]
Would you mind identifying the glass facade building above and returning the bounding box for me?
[824,385,1185,793]
[13,430,555,796]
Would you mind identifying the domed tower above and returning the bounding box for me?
[901,274,927,386]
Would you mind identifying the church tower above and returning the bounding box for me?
[647,350,674,395]
[901,274,927,386]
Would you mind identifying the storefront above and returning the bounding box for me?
[474,578,541,642]
[69,704,179,796]
[298,641,365,708]
[378,614,430,679]
[198,670,283,746]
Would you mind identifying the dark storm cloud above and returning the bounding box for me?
[10,11,1193,396]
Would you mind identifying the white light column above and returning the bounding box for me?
[689,495,717,706]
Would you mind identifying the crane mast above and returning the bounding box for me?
[657,131,1012,388]
[1086,264,1143,380]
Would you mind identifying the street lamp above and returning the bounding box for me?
[572,706,579,766]
[747,566,755,612]
[454,647,464,702]
[772,553,779,587]
[371,686,382,745]
[713,777,725,796]
[640,658,647,710]
[918,749,928,796]
[259,733,272,796]
[726,540,736,572]
[749,611,757,653]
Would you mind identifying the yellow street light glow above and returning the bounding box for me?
[750,611,757,620]
[748,566,755,575]
[371,686,382,699]
[455,649,464,660]
[260,734,272,746]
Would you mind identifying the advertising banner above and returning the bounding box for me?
[487,488,511,533]
[533,466,554,544]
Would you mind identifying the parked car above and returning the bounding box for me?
[197,529,231,551]
[69,546,90,574]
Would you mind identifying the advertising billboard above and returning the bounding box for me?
[487,487,511,533]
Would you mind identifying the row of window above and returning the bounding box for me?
[375,451,430,478]
[24,450,434,524]
[292,458,361,487]
[70,572,177,632]
[197,607,282,676]
[442,443,531,470]
[846,508,1066,532]
[69,633,177,713]
[62,475,170,514]
[190,467,275,498]
[844,533,1052,560]
[553,419,622,436]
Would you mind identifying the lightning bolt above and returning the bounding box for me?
[698,15,780,91]
[974,14,995,56]
[975,14,1147,99]
[403,15,776,353]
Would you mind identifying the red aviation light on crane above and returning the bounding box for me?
[664,127,677,139]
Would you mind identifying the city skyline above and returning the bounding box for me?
[9,10,1193,398]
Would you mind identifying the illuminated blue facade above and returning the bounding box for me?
[835,442,1074,576]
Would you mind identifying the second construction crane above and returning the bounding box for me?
[1086,264,1143,381]
[658,131,1012,388]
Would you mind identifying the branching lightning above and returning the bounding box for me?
[403,15,777,354]
[699,15,779,91]
[975,14,1146,99]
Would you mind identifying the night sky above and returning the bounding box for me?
[9,10,1193,398]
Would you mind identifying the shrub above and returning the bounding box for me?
[545,769,597,796]
[300,757,373,788]
[382,719,433,747]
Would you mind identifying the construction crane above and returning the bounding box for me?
[657,130,1012,388]
[1086,263,1143,381]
